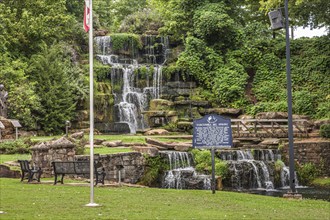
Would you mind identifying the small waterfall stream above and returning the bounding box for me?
[94,35,170,133]
[220,149,297,190]
[161,151,211,190]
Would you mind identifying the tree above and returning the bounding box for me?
[0,53,41,129]
[27,43,86,134]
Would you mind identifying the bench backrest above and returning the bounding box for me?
[52,161,98,174]
[18,160,31,172]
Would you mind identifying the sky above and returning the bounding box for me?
[293,26,328,39]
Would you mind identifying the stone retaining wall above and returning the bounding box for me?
[283,140,330,175]
[76,152,146,184]
[31,137,75,177]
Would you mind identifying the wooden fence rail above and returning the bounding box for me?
[230,119,308,137]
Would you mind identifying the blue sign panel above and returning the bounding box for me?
[193,114,232,148]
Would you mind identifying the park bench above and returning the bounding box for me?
[51,161,105,185]
[18,160,42,183]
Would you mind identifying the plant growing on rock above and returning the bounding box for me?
[139,155,169,187]
[191,149,228,179]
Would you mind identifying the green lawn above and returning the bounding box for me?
[312,177,330,188]
[0,154,31,164]
[0,178,329,220]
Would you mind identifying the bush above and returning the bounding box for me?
[297,162,320,185]
[320,124,330,138]
[191,149,228,179]
[0,138,33,154]
[139,155,169,186]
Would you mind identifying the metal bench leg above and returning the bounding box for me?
[20,171,25,182]
[28,172,35,182]
[60,174,65,184]
[37,171,42,182]
[54,174,58,185]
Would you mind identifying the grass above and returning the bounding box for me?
[0,154,31,164]
[312,177,330,188]
[1,178,329,220]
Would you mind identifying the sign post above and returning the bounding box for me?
[211,147,216,194]
[193,114,233,194]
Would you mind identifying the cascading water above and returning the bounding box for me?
[94,35,170,133]
[161,151,211,190]
[220,149,294,190]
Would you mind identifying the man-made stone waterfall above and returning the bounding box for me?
[94,35,170,133]
[161,151,211,190]
[220,149,297,190]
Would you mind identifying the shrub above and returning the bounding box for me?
[191,149,228,179]
[0,138,33,154]
[297,162,320,185]
[139,155,169,186]
[320,124,330,138]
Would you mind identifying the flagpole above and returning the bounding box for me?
[86,0,99,207]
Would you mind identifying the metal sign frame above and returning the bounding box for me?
[193,114,233,194]
[193,114,233,149]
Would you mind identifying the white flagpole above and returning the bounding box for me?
[86,0,99,207]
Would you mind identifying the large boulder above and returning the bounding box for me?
[131,146,159,157]
[0,164,20,178]
[102,140,123,147]
[144,129,169,135]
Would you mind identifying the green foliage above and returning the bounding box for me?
[162,122,178,132]
[297,162,320,185]
[191,149,228,179]
[0,0,78,57]
[0,138,33,154]
[212,58,248,107]
[119,9,163,34]
[274,159,285,185]
[139,155,169,186]
[27,43,86,134]
[110,33,143,52]
[320,124,330,138]
[193,3,241,50]
[95,60,111,82]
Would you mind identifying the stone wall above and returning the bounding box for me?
[76,152,146,184]
[283,140,330,175]
[31,137,75,177]
[0,117,15,140]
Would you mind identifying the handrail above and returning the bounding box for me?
[230,119,308,137]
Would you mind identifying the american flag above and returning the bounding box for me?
[83,0,90,32]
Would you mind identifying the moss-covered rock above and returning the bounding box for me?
[149,99,174,110]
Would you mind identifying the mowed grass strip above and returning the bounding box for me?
[1,178,329,220]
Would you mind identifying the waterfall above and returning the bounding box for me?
[221,149,300,190]
[94,35,170,133]
[280,166,299,188]
[153,66,163,99]
[161,151,211,190]
[222,149,276,190]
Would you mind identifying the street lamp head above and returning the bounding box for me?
[268,9,284,30]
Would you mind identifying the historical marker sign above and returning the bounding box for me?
[10,119,22,128]
[193,114,232,149]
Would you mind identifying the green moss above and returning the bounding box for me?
[139,155,169,187]
[110,33,143,51]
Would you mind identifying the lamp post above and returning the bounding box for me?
[268,0,298,195]
[283,0,296,194]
